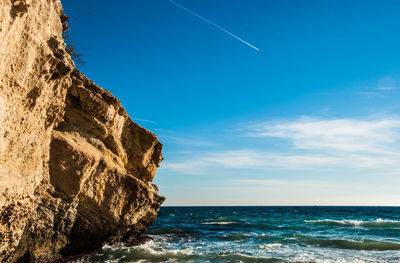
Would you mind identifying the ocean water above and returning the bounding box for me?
[85,207,400,262]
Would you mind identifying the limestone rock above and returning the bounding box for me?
[0,0,164,261]
[49,70,165,256]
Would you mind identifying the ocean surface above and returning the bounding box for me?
[85,206,400,262]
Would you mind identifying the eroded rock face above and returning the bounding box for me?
[0,0,73,261]
[49,70,164,256]
[0,1,164,262]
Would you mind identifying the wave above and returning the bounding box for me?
[256,233,272,241]
[259,243,284,249]
[95,240,198,262]
[96,241,284,263]
[213,233,249,241]
[306,238,400,251]
[305,218,400,228]
[201,216,241,225]
[93,237,400,263]
[202,221,236,225]
[146,227,198,235]
[210,254,283,262]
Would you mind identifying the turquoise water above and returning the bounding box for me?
[87,207,400,262]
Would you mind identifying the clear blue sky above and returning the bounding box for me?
[63,0,400,205]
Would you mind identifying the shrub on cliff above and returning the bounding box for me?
[61,13,86,67]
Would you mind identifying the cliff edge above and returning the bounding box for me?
[0,0,164,262]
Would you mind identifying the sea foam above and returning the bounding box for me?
[305,218,400,228]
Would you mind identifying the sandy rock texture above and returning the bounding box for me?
[0,0,164,262]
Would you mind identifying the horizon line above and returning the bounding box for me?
[161,205,400,207]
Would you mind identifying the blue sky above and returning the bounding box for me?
[64,0,400,205]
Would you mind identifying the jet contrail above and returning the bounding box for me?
[169,0,260,51]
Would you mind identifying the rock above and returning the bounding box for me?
[49,70,165,257]
[0,0,164,262]
[10,0,28,18]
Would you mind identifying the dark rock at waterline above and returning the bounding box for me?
[124,233,154,246]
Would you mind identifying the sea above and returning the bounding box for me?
[84,206,400,262]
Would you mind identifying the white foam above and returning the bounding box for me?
[305,219,364,226]
[259,243,283,249]
[136,239,195,256]
[202,221,236,225]
[304,218,400,227]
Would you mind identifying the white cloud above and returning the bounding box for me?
[249,117,400,154]
[161,117,400,175]
[160,178,400,206]
[377,77,398,91]
[165,136,219,147]
[227,179,400,206]
[376,86,398,91]
[353,77,400,98]
[202,150,339,169]
[232,179,343,188]
[162,148,400,173]
[161,149,343,174]
[354,91,385,99]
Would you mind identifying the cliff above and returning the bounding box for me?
[0,0,164,262]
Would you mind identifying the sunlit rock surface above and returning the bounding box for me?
[0,1,164,261]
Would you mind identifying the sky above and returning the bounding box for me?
[63,0,400,206]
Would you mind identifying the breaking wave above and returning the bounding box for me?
[93,241,284,262]
[305,218,400,228]
[145,228,198,235]
[85,207,400,262]
[202,221,236,225]
[305,238,400,251]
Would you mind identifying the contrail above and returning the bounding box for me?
[169,0,260,51]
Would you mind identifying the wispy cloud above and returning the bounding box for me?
[162,150,340,173]
[227,179,400,206]
[354,91,385,99]
[376,86,398,91]
[165,136,219,147]
[162,116,400,174]
[354,77,400,98]
[133,118,158,125]
[162,149,400,173]
[232,179,357,190]
[248,117,400,154]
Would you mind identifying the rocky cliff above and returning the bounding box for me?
[0,0,164,262]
